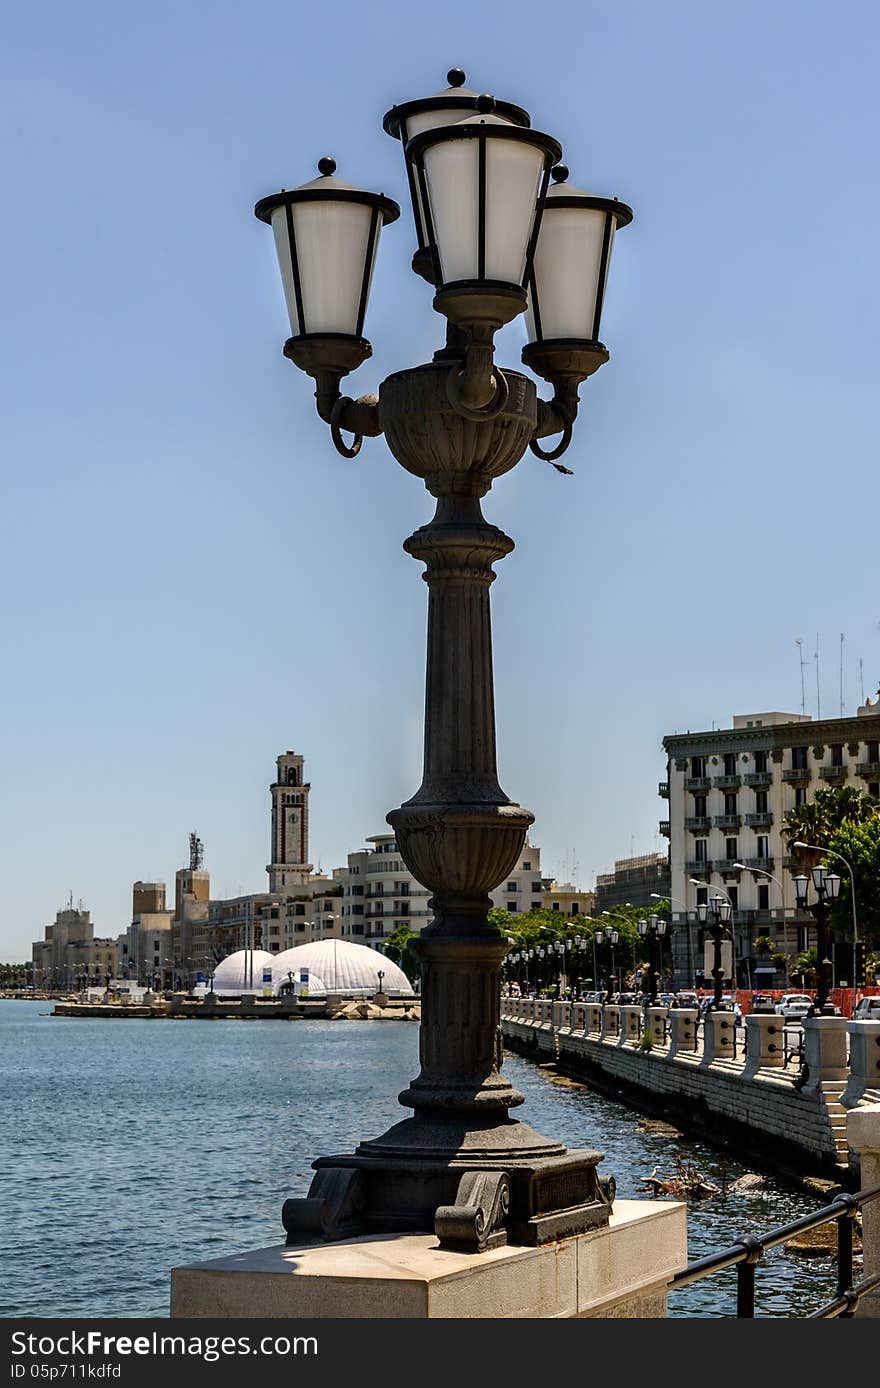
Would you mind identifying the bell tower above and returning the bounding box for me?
[267,751,313,891]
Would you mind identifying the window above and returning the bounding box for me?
[754,750,768,773]
[728,886,738,910]
[695,840,708,862]
[696,886,708,906]
[831,744,843,767]
[691,756,706,777]
[531,901,541,909]
[757,835,769,859]
[506,881,518,892]
[724,792,737,815]
[531,881,543,893]
[871,783,880,799]
[352,905,363,916]
[724,752,736,776]
[792,746,808,770]
[795,786,808,806]
[693,795,707,816]
[507,902,518,913]
[868,741,879,763]
[552,901,561,910]
[294,904,305,916]
[755,789,768,813]
[758,884,770,910]
[570,904,579,916]
[522,860,532,870]
[725,837,738,860]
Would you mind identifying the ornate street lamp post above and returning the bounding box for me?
[256,70,631,1253]
[637,915,667,1006]
[793,867,842,1016]
[697,895,732,1012]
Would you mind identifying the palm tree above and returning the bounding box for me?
[782,785,878,862]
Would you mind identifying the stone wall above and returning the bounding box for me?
[502,1006,844,1174]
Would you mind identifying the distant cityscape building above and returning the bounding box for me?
[267,751,313,891]
[661,699,880,987]
[594,853,671,914]
[32,901,121,991]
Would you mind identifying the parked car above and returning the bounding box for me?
[698,994,742,1023]
[610,992,638,1006]
[658,992,677,1007]
[775,993,813,1021]
[676,991,698,1009]
[582,990,607,1004]
[853,997,880,1021]
[751,992,776,1014]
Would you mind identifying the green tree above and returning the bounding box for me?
[826,814,880,944]
[792,948,818,987]
[782,785,879,860]
[382,924,420,983]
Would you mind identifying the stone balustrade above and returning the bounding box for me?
[701,1011,736,1063]
[742,1013,786,1077]
[841,1021,880,1109]
[646,1007,667,1047]
[668,1009,698,1057]
[619,1005,642,1045]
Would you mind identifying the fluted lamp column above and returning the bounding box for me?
[255,71,632,1254]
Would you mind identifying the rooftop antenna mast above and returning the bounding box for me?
[795,639,808,715]
[189,832,204,871]
[815,633,821,720]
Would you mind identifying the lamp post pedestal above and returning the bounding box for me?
[281,364,615,1253]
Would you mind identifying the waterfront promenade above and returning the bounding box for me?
[502,997,880,1179]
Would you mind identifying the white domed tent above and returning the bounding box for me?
[270,940,414,997]
[212,949,275,995]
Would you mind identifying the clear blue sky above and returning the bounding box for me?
[2,1,878,960]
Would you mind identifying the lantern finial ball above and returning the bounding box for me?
[475,93,495,115]
[447,68,466,87]
[317,156,337,177]
[551,164,569,183]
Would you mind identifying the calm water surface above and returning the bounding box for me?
[1,1002,837,1317]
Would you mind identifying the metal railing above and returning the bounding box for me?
[670,1184,880,1317]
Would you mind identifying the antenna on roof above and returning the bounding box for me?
[795,639,808,716]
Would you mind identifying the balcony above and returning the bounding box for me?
[782,768,810,783]
[684,776,710,791]
[820,764,848,781]
[713,775,741,789]
[745,856,775,870]
[858,761,880,778]
[745,812,774,827]
[685,860,712,874]
[716,859,743,875]
[714,814,742,829]
[658,780,670,798]
[659,819,670,838]
[743,771,773,786]
[684,815,711,831]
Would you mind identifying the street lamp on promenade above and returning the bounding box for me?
[696,895,733,1012]
[793,841,859,1000]
[637,915,667,1006]
[732,862,792,987]
[595,926,619,997]
[256,69,631,1252]
[792,867,842,1016]
[651,891,694,990]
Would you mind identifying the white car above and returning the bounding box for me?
[775,993,813,1021]
[853,997,880,1021]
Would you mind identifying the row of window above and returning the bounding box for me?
[692,834,769,861]
[690,740,880,778]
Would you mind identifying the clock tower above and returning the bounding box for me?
[267,751,313,891]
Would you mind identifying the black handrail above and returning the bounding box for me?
[670,1183,880,1317]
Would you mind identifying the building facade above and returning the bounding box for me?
[661,699,880,987]
[594,853,671,914]
[32,903,120,991]
[267,751,313,891]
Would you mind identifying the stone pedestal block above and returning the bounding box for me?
[600,1005,620,1040]
[619,1005,642,1046]
[701,1011,736,1063]
[552,1002,571,1030]
[171,1199,686,1320]
[841,1022,880,1109]
[586,1004,603,1036]
[743,1013,786,1076]
[668,1009,698,1057]
[646,1007,668,1047]
[571,1003,587,1034]
[847,1105,880,1318]
[802,1016,848,1091]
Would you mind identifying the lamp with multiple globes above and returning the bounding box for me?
[792,866,842,1016]
[696,895,733,1012]
[255,69,631,1255]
